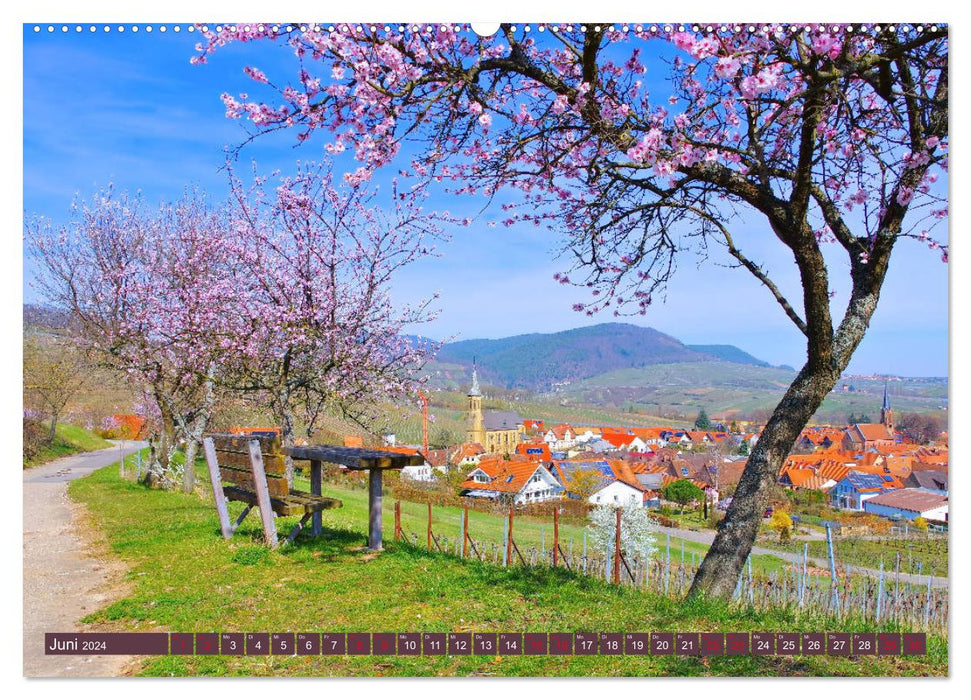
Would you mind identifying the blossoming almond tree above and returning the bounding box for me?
[217,161,446,483]
[196,22,947,598]
[26,191,230,491]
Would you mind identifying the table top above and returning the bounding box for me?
[284,444,424,470]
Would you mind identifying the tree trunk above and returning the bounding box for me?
[280,408,296,487]
[688,361,840,600]
[47,411,58,444]
[182,438,197,494]
[143,400,177,487]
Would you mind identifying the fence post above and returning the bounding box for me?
[826,524,840,613]
[924,576,932,626]
[462,505,469,558]
[894,552,901,621]
[502,517,509,567]
[583,531,588,574]
[876,559,886,621]
[506,505,514,567]
[394,500,402,541]
[644,548,651,590]
[427,502,433,550]
[664,533,671,595]
[800,542,808,606]
[458,510,464,557]
[747,556,754,606]
[613,507,622,585]
[553,508,559,567]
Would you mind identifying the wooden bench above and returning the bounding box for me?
[202,433,342,548]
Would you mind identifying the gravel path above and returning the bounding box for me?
[23,441,147,677]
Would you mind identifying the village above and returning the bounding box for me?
[371,368,949,533]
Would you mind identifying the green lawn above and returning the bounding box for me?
[23,423,113,468]
[67,462,947,677]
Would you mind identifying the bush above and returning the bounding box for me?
[913,516,929,532]
[768,510,794,543]
[23,418,47,461]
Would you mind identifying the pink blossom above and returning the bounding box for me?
[551,94,570,115]
[714,57,741,80]
[811,34,842,60]
[244,66,269,83]
[671,32,696,53]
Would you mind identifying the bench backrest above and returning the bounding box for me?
[205,432,289,498]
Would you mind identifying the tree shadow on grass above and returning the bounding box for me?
[384,538,617,597]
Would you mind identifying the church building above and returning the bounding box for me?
[842,382,897,452]
[466,364,524,455]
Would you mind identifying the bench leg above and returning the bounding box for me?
[310,460,322,536]
[231,505,253,534]
[248,440,279,548]
[368,468,383,551]
[283,513,312,547]
[203,437,233,539]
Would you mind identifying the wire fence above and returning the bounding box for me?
[394,500,948,631]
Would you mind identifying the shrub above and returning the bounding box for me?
[768,510,794,543]
[23,418,47,461]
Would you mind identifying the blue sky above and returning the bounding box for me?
[22,24,949,376]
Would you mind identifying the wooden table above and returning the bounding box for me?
[284,445,425,550]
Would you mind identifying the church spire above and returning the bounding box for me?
[469,358,481,397]
[881,380,894,431]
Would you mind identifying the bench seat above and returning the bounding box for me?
[223,486,343,517]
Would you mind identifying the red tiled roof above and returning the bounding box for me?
[460,460,547,494]
[451,443,485,463]
[600,432,631,449]
[849,424,894,442]
[516,442,552,461]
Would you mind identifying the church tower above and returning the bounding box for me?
[466,362,486,446]
[880,381,894,432]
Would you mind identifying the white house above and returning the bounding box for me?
[626,436,649,452]
[589,479,647,508]
[400,462,434,482]
[460,461,563,504]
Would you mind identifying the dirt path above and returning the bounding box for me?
[23,441,147,677]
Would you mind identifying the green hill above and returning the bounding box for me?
[435,323,761,391]
[686,344,771,367]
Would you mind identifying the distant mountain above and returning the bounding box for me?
[686,344,770,368]
[434,323,770,391]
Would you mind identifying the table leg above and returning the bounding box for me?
[368,468,383,551]
[311,460,322,536]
